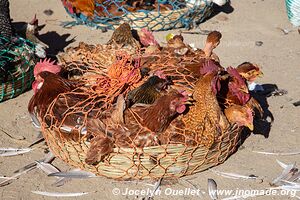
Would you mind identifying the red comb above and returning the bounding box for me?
[200,60,218,75]
[34,58,61,77]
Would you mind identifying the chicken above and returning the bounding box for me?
[33,59,61,93]
[15,15,48,58]
[218,66,250,107]
[126,0,156,11]
[236,62,263,82]
[28,71,78,124]
[178,60,223,147]
[28,60,78,128]
[107,23,141,51]
[203,31,222,62]
[0,0,12,39]
[182,31,224,78]
[85,90,189,164]
[167,34,186,49]
[62,0,95,17]
[137,28,159,47]
[126,72,171,107]
[218,66,263,118]
[224,105,254,131]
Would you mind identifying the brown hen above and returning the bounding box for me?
[236,62,263,82]
[107,23,141,51]
[170,60,228,147]
[224,105,254,131]
[28,71,80,128]
[85,90,189,164]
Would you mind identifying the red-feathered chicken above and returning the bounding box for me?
[138,31,224,98]
[218,66,250,107]
[218,66,263,120]
[62,0,95,17]
[137,28,159,47]
[137,27,161,55]
[85,90,189,164]
[28,59,79,128]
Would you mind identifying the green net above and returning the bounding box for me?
[0,35,36,102]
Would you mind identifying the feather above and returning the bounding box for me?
[0,166,35,187]
[51,168,81,187]
[48,169,96,179]
[51,177,71,187]
[14,152,54,173]
[271,162,295,186]
[36,161,60,175]
[252,150,300,156]
[31,191,88,197]
[0,148,32,157]
[221,193,264,200]
[211,169,258,180]
[0,176,16,180]
[270,185,300,191]
[276,159,289,169]
[30,113,41,128]
[207,178,218,200]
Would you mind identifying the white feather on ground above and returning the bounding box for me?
[252,150,300,156]
[211,169,258,180]
[271,160,299,186]
[48,169,96,179]
[0,148,32,157]
[36,161,60,175]
[208,178,218,200]
[31,191,89,197]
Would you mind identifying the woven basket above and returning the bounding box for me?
[37,41,246,180]
[42,126,241,180]
[61,0,214,31]
[0,36,36,102]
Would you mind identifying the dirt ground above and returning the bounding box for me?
[0,0,299,199]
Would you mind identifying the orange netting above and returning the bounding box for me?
[40,43,243,180]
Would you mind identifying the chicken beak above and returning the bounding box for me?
[246,123,254,131]
[184,97,195,105]
[239,87,249,94]
[258,71,264,78]
[185,101,194,105]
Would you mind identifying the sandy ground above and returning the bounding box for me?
[0,0,299,199]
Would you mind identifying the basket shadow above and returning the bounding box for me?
[240,83,278,144]
[203,0,234,23]
[38,31,76,58]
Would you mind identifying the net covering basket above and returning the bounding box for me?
[61,0,214,31]
[40,42,243,180]
[0,35,36,102]
[285,0,300,26]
